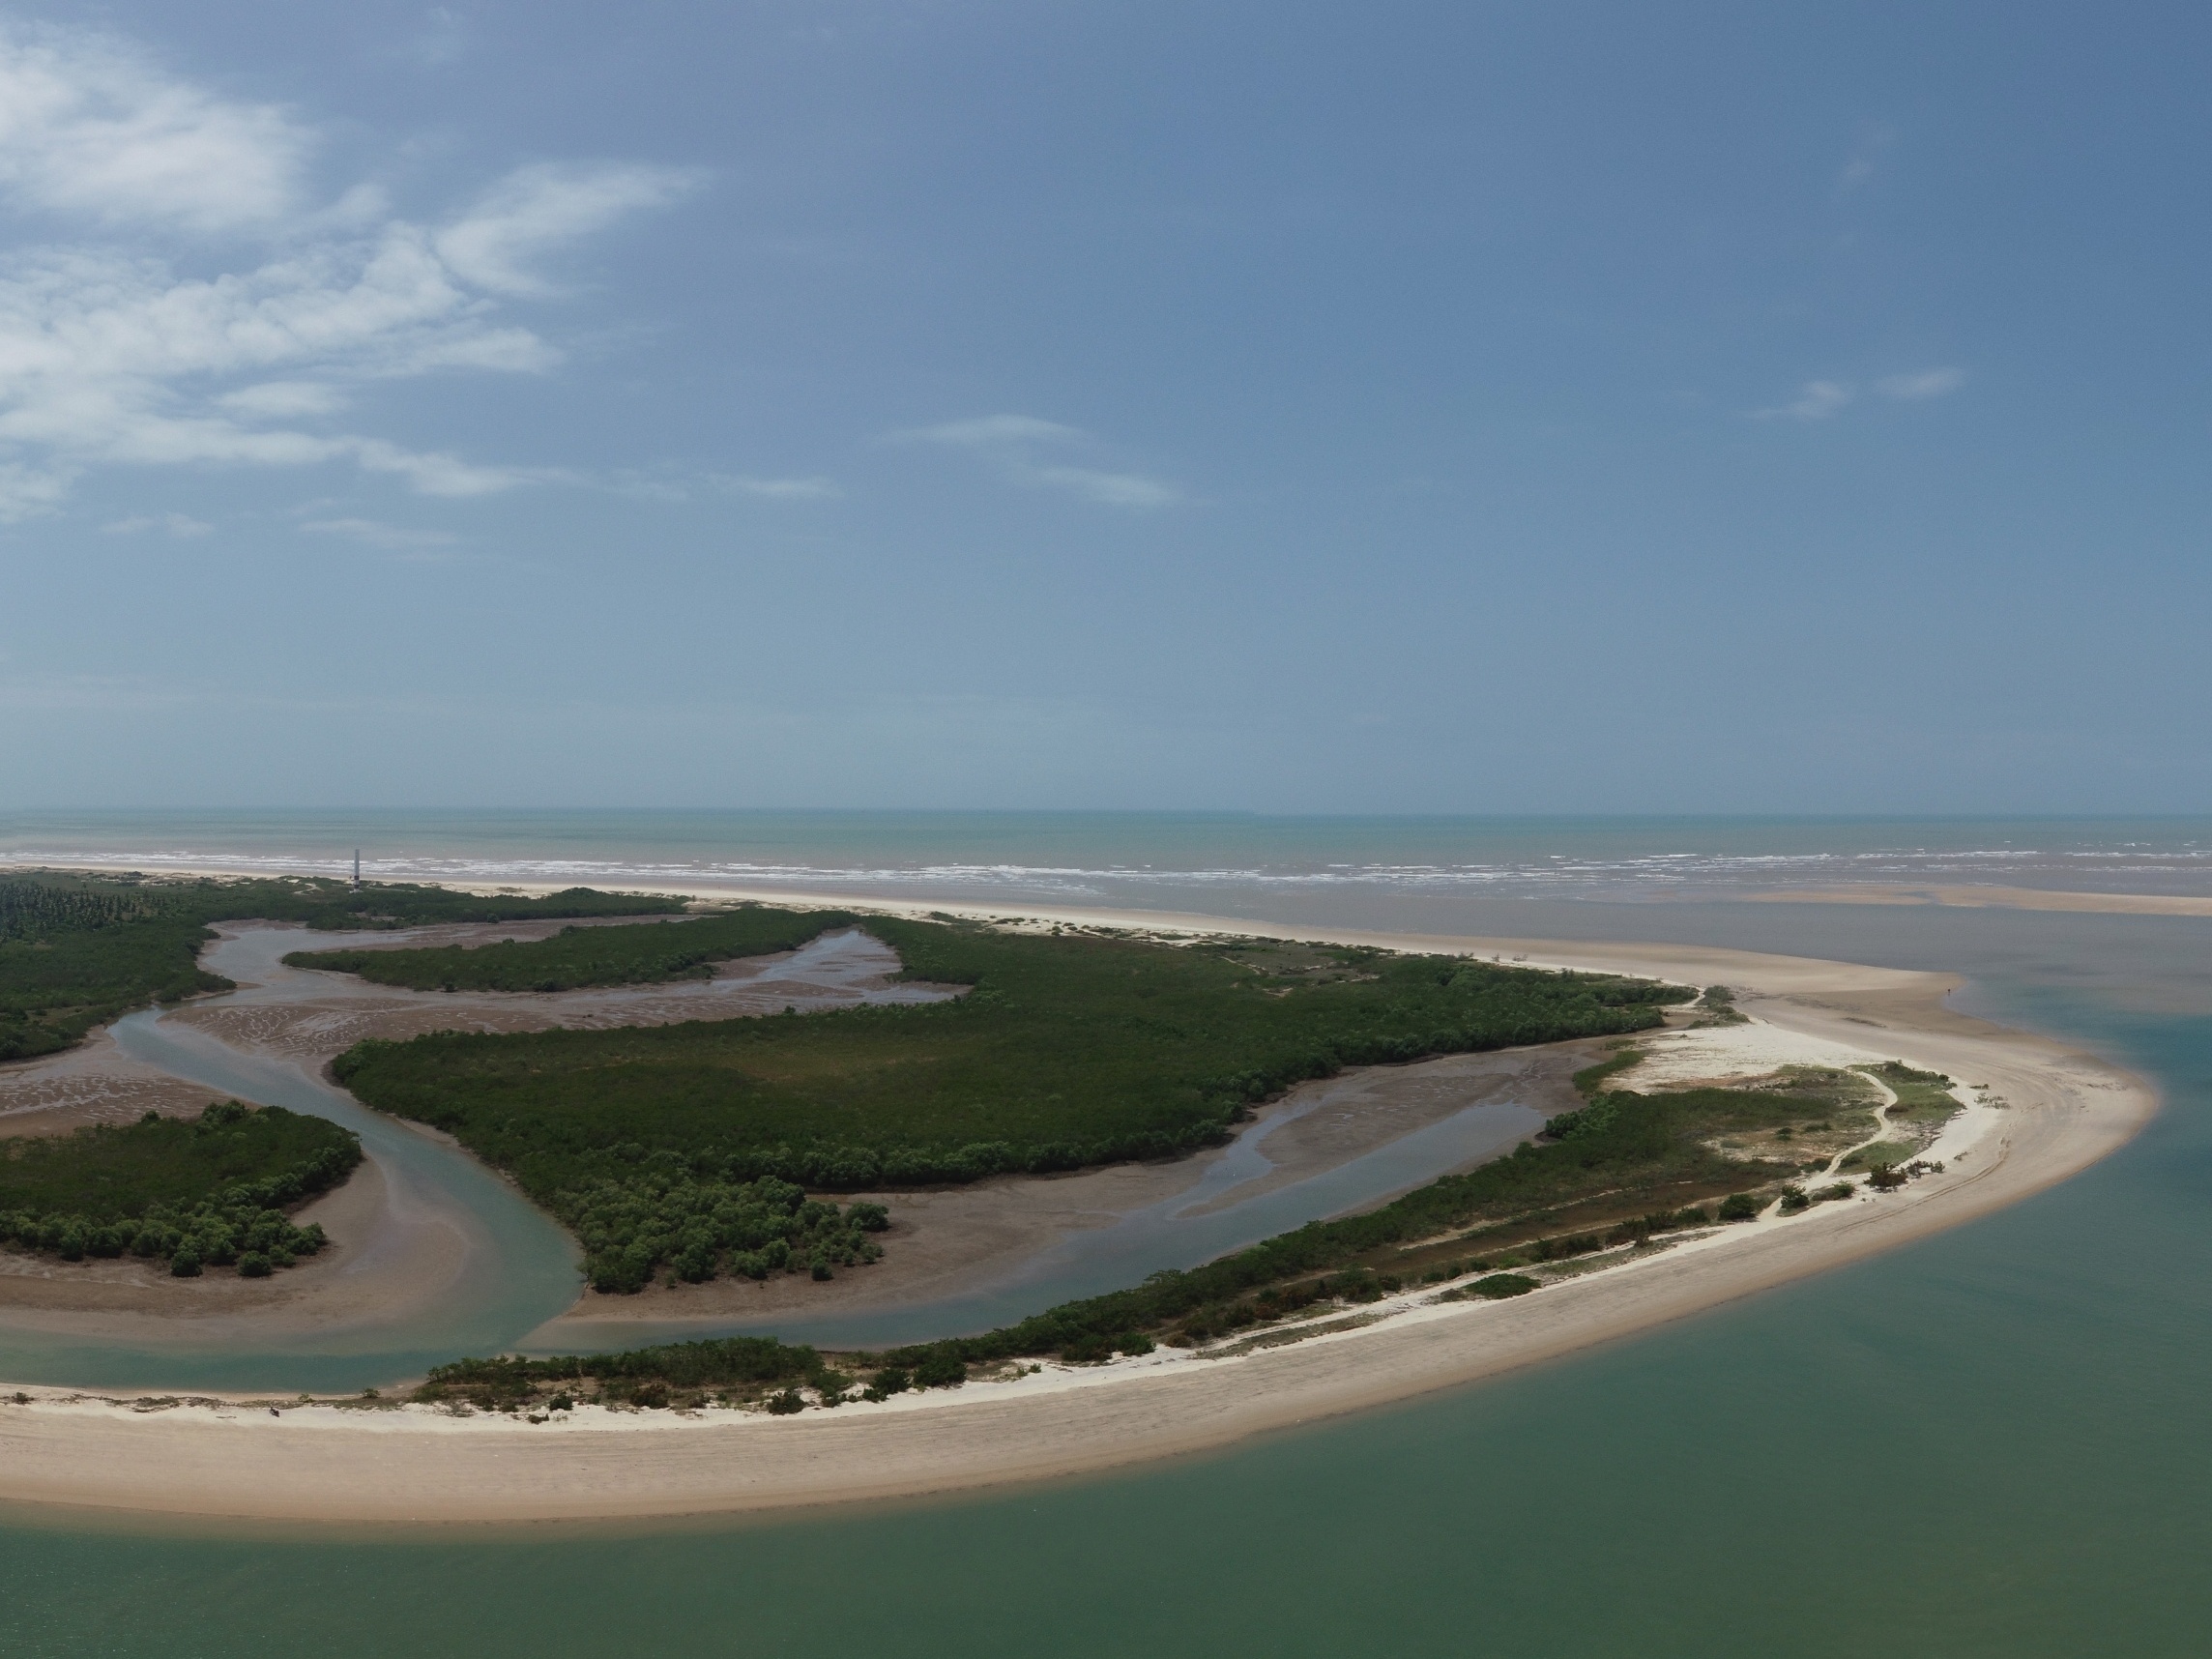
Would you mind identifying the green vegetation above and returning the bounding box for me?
[1842,1139,1918,1170]
[0,871,682,1062]
[330,916,1690,1290]
[0,1101,361,1273]
[768,1075,1835,1372]
[1862,1061,1963,1133]
[1695,984,1749,1027]
[416,1058,1914,1405]
[1463,1272,1538,1299]
[283,906,851,993]
[567,1173,889,1294]
[418,1335,837,1412]
[1569,1045,1645,1095]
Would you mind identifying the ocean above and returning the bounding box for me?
[3,812,2210,1656]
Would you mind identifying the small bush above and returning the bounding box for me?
[912,1348,966,1388]
[1468,1273,1538,1299]
[1717,1192,1761,1222]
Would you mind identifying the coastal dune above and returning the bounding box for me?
[0,922,2154,1525]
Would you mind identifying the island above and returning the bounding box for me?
[0,869,2157,1523]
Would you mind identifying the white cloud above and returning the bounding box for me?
[904,414,1080,449]
[1756,380,1854,422]
[302,515,460,551]
[434,162,702,297]
[0,22,694,520]
[1754,368,1964,424]
[102,510,210,536]
[218,381,348,419]
[897,413,1179,508]
[1877,367,1965,400]
[711,473,840,500]
[0,24,310,231]
[1029,465,1179,508]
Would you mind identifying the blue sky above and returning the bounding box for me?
[1,2,2207,813]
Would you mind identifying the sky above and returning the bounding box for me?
[0,1,2207,814]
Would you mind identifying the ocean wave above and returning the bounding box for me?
[10,841,2212,902]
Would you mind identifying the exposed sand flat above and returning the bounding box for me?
[1742,883,2212,917]
[0,1025,228,1138]
[0,1155,480,1341]
[175,920,958,1062]
[0,920,2154,1526]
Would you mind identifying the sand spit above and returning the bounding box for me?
[1742,884,2212,917]
[0,915,2155,1525]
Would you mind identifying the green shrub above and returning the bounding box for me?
[1468,1273,1539,1299]
[911,1347,967,1388]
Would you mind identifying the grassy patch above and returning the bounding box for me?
[1843,1139,1922,1170]
[0,1101,361,1273]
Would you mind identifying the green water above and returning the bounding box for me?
[4,866,2210,1652]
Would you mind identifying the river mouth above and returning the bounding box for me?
[0,920,1571,1389]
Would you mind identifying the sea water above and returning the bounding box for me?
[3,815,2211,1656]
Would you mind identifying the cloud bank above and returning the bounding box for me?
[899,413,1179,508]
[0,21,697,520]
[1756,367,1964,422]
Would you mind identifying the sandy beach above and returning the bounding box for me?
[0,896,2158,1525]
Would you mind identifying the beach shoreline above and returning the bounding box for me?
[0,882,2159,1525]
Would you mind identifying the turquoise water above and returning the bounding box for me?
[3,819,2211,1653]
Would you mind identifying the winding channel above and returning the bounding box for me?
[0,925,1550,1391]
